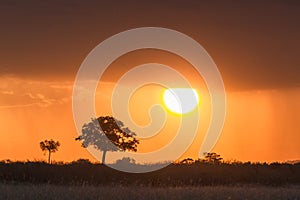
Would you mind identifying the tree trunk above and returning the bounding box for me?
[102,150,107,165]
[48,151,51,164]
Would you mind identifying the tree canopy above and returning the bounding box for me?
[75,116,139,164]
[39,139,60,164]
[203,152,223,164]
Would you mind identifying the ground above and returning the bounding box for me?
[1,183,300,200]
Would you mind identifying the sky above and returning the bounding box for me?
[0,0,299,163]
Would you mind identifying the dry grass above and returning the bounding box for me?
[0,183,299,200]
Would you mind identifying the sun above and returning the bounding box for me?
[163,88,199,115]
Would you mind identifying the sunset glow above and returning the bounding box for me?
[0,1,299,167]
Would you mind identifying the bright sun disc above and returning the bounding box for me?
[163,88,199,114]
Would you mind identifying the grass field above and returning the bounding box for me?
[2,161,300,186]
[1,183,300,200]
[1,161,300,199]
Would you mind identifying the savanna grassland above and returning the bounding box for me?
[1,160,300,199]
[1,183,300,200]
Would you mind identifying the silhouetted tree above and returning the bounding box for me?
[39,139,60,164]
[115,157,136,165]
[75,116,139,164]
[180,158,194,164]
[203,152,223,164]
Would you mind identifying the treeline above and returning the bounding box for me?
[1,160,300,186]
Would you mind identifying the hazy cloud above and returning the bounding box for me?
[0,76,73,108]
[1,90,14,95]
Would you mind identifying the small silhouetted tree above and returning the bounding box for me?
[180,158,194,164]
[115,157,136,165]
[39,139,60,164]
[203,152,223,164]
[75,116,139,164]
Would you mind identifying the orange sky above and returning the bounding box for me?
[0,1,299,163]
[0,51,299,163]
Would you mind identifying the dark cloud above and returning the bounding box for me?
[0,0,299,90]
